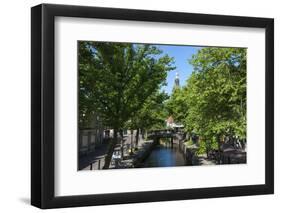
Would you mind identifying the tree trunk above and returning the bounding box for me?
[216,135,221,164]
[145,130,147,140]
[103,129,118,169]
[206,138,210,158]
[141,129,145,139]
[130,129,134,152]
[119,130,124,159]
[135,128,140,147]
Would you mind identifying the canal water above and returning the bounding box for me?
[143,143,186,168]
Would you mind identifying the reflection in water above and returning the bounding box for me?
[143,144,186,168]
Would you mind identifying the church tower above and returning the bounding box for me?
[174,72,180,88]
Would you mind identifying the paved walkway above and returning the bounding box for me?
[80,132,147,170]
[196,154,217,165]
[79,139,109,170]
[109,133,149,169]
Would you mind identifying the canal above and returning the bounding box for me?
[142,143,186,168]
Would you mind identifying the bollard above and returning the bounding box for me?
[90,163,93,170]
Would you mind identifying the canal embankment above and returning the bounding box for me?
[133,139,158,167]
[178,139,217,166]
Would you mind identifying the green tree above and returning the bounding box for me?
[79,41,175,168]
[185,47,246,155]
[165,87,188,124]
[126,91,169,148]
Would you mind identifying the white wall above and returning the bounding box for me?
[0,0,279,212]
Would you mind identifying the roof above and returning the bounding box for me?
[166,116,174,124]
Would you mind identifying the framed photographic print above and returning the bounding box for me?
[31,3,274,209]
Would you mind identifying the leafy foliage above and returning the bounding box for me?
[129,91,169,130]
[165,87,188,124]
[79,41,175,130]
[79,42,246,165]
[79,41,175,168]
[184,47,246,146]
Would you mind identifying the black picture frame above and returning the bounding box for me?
[31,3,274,209]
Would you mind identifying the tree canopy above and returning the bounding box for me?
[79,41,175,168]
[126,90,169,131]
[166,47,246,149]
[79,42,247,167]
[165,87,188,125]
[79,41,175,129]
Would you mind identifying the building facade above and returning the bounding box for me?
[79,113,104,157]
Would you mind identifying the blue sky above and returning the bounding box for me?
[156,45,201,95]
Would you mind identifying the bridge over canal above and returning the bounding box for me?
[147,129,178,148]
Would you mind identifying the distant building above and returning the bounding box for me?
[167,73,184,130]
[174,72,180,89]
[166,116,184,130]
[166,116,174,128]
[79,112,105,157]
